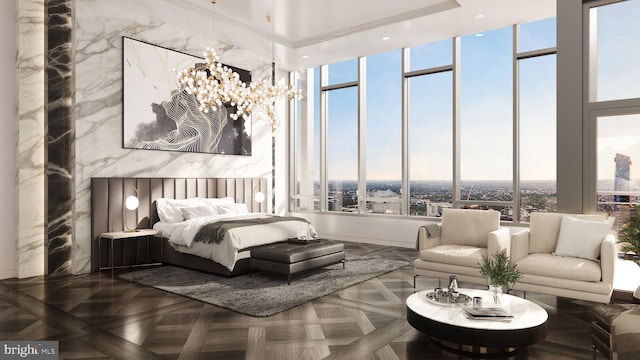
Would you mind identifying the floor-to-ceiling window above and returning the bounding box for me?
[324,60,359,213]
[290,69,320,211]
[586,0,640,231]
[596,114,640,230]
[326,86,359,212]
[406,40,453,217]
[365,50,402,215]
[290,17,557,224]
[459,27,513,216]
[517,18,558,222]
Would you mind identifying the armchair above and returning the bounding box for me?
[413,208,510,288]
[510,212,616,304]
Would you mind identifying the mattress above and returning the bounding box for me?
[153,213,316,271]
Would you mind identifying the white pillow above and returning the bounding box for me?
[181,205,217,220]
[216,203,249,215]
[156,198,203,223]
[202,197,235,207]
[554,215,612,262]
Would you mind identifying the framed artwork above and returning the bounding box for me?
[122,37,251,155]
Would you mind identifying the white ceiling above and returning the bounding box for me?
[159,0,557,70]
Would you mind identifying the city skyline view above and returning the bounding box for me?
[293,1,640,226]
[320,178,637,226]
[320,179,557,221]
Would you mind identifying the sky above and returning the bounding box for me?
[308,0,640,184]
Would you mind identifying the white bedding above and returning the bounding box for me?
[153,213,316,271]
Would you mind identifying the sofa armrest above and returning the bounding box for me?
[417,224,441,251]
[487,227,511,257]
[510,229,531,265]
[600,234,616,285]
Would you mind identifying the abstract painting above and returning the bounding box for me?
[122,37,251,155]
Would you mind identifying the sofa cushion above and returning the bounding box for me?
[554,215,612,262]
[529,212,607,254]
[516,253,602,282]
[529,212,563,254]
[440,209,500,247]
[421,245,487,268]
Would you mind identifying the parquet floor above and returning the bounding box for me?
[0,242,611,359]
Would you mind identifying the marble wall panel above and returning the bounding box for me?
[47,0,73,276]
[72,0,273,274]
[17,0,46,278]
[0,0,18,280]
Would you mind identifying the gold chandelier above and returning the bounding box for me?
[175,48,300,132]
[174,0,302,132]
[175,1,301,132]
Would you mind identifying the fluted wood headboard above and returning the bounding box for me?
[91,177,267,271]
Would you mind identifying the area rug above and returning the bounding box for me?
[119,255,409,317]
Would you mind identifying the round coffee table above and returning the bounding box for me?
[407,289,548,354]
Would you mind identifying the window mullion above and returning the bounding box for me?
[513,24,521,223]
[320,65,328,212]
[402,48,410,216]
[452,37,461,208]
[358,57,367,214]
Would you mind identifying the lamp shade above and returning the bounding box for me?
[254,191,265,203]
[125,195,139,210]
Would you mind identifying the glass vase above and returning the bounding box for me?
[488,284,503,306]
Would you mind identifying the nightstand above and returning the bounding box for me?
[99,229,161,276]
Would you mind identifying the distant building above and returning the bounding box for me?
[410,199,451,217]
[614,153,632,230]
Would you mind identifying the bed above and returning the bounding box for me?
[91,177,313,276]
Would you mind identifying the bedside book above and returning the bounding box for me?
[464,307,513,318]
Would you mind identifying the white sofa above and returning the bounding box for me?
[510,212,616,304]
[414,208,511,287]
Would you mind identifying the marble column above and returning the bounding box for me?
[47,0,73,276]
[17,0,46,278]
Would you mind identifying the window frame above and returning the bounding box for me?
[290,19,558,225]
[583,0,640,214]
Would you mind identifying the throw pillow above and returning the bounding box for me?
[554,215,612,262]
[156,198,182,223]
[156,198,204,223]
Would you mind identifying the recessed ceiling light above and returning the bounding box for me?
[474,14,485,19]
[301,55,309,59]
[381,36,391,41]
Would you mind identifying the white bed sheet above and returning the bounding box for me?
[153,213,316,271]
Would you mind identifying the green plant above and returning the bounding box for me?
[478,250,522,288]
[618,206,640,258]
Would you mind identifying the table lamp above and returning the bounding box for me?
[123,188,139,232]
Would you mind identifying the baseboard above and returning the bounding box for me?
[0,269,17,280]
[315,233,414,249]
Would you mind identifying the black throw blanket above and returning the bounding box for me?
[193,215,310,244]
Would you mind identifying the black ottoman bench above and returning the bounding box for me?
[591,303,640,359]
[250,240,345,284]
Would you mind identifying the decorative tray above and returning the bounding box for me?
[424,289,473,307]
